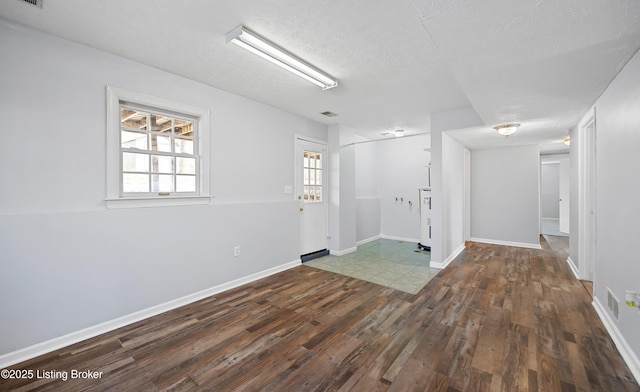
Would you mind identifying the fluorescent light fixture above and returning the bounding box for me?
[494,123,520,137]
[563,136,571,145]
[225,25,338,90]
[394,129,405,137]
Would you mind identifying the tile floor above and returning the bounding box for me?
[304,238,440,294]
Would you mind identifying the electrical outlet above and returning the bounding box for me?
[234,246,240,257]
[626,291,637,307]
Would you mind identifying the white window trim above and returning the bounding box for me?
[106,86,211,208]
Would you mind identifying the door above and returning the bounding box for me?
[558,157,570,234]
[295,138,328,257]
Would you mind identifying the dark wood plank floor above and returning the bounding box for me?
[2,239,638,391]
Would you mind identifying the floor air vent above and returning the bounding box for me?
[19,0,42,8]
[607,288,620,320]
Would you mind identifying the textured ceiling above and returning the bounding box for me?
[1,0,639,152]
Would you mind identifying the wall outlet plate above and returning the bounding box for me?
[625,290,637,307]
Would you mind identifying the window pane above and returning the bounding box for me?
[303,151,309,168]
[174,119,193,137]
[151,174,174,192]
[309,186,316,201]
[151,155,174,174]
[121,108,147,130]
[121,130,148,150]
[316,169,322,185]
[175,138,194,155]
[304,168,309,185]
[315,187,322,202]
[176,157,196,174]
[150,134,172,152]
[123,173,149,193]
[150,113,172,133]
[315,153,322,169]
[303,186,309,202]
[176,175,196,192]
[122,152,149,172]
[309,170,315,185]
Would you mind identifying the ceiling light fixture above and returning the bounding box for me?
[494,123,520,137]
[563,136,571,146]
[225,25,338,90]
[394,129,405,137]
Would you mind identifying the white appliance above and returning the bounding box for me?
[418,162,432,251]
[418,187,432,251]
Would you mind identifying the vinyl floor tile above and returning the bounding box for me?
[304,239,439,294]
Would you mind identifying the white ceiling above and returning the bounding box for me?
[2,0,639,153]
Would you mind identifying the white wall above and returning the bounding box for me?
[430,108,484,267]
[0,19,327,357]
[355,141,380,243]
[328,125,357,253]
[377,135,430,241]
[589,49,640,364]
[353,135,430,243]
[470,145,541,248]
[540,163,560,218]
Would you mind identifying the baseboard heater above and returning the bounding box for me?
[301,249,329,262]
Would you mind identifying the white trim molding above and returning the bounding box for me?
[470,237,542,250]
[592,297,640,384]
[356,235,381,246]
[431,243,465,269]
[330,247,357,256]
[566,257,580,280]
[0,259,300,368]
[380,234,421,243]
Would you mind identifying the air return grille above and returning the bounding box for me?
[607,288,620,320]
[19,0,42,8]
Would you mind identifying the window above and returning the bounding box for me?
[106,86,210,208]
[303,150,322,203]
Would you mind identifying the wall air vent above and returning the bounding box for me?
[608,288,620,321]
[19,0,42,8]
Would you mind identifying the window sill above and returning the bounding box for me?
[106,195,211,209]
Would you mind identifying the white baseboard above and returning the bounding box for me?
[430,243,465,269]
[380,234,420,243]
[0,259,301,369]
[356,235,381,246]
[566,256,580,280]
[592,297,640,384]
[329,247,357,256]
[469,237,542,250]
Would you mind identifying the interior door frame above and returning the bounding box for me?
[578,110,596,282]
[294,135,329,257]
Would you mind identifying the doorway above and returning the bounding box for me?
[295,138,329,261]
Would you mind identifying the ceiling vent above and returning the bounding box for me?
[320,111,338,117]
[19,0,42,8]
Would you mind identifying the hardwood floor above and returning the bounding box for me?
[2,240,638,391]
